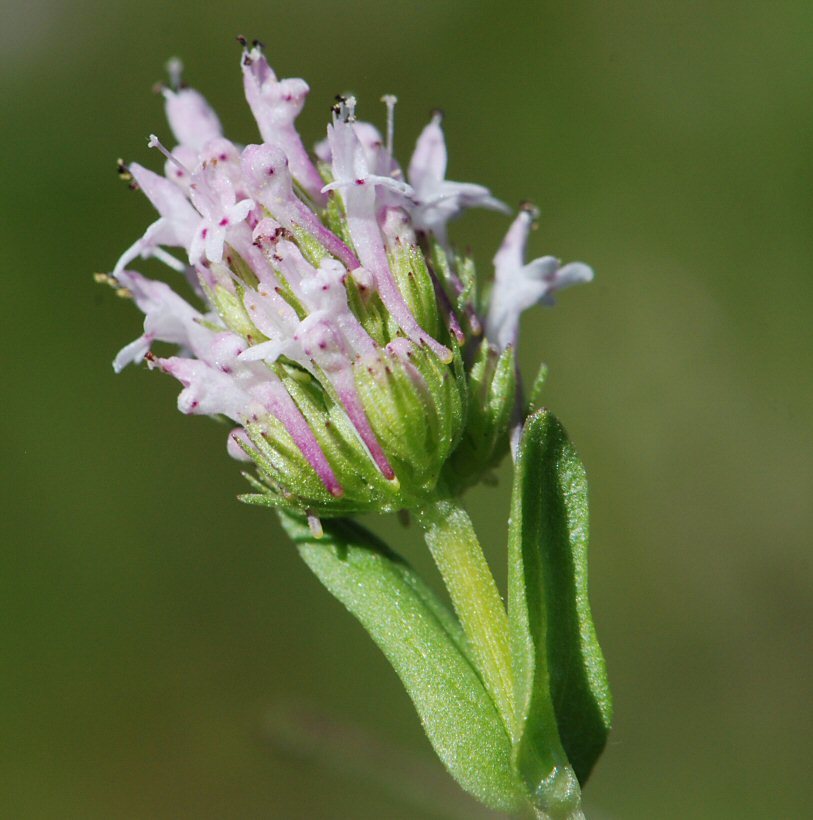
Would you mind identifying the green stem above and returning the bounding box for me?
[415,498,515,735]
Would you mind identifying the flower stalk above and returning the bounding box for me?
[416,499,515,734]
[419,499,586,820]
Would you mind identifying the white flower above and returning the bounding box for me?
[486,205,594,351]
[407,112,509,244]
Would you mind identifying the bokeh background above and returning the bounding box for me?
[2,1,811,817]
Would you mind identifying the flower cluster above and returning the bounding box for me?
[107,42,592,524]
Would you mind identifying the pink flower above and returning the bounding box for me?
[107,44,592,515]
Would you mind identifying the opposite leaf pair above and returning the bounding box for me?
[284,410,612,818]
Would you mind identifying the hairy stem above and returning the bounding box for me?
[416,498,515,735]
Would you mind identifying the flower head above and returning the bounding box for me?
[105,46,592,523]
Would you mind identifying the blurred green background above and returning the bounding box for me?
[2,1,811,817]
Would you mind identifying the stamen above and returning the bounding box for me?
[116,158,132,182]
[166,57,184,91]
[93,272,133,299]
[333,95,357,123]
[94,272,118,288]
[519,200,541,221]
[147,134,191,177]
[381,94,397,157]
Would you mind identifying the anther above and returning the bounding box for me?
[331,94,346,117]
[518,200,541,221]
[93,273,131,299]
[332,95,356,123]
[116,158,132,182]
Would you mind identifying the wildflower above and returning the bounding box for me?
[106,46,591,521]
[407,111,510,244]
[485,203,594,351]
[103,44,609,819]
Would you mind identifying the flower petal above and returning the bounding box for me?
[408,113,447,190]
[163,87,223,151]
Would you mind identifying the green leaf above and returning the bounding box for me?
[280,513,526,813]
[509,409,612,793]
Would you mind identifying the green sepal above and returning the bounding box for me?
[291,223,329,268]
[385,214,441,340]
[456,252,478,313]
[429,241,479,334]
[355,344,465,498]
[526,362,549,416]
[292,177,319,213]
[236,361,399,516]
[200,278,261,342]
[316,160,334,187]
[444,342,516,490]
[225,246,260,289]
[275,363,401,514]
[281,513,526,813]
[344,278,392,347]
[264,263,308,322]
[509,409,612,802]
[241,415,334,507]
[238,342,467,516]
